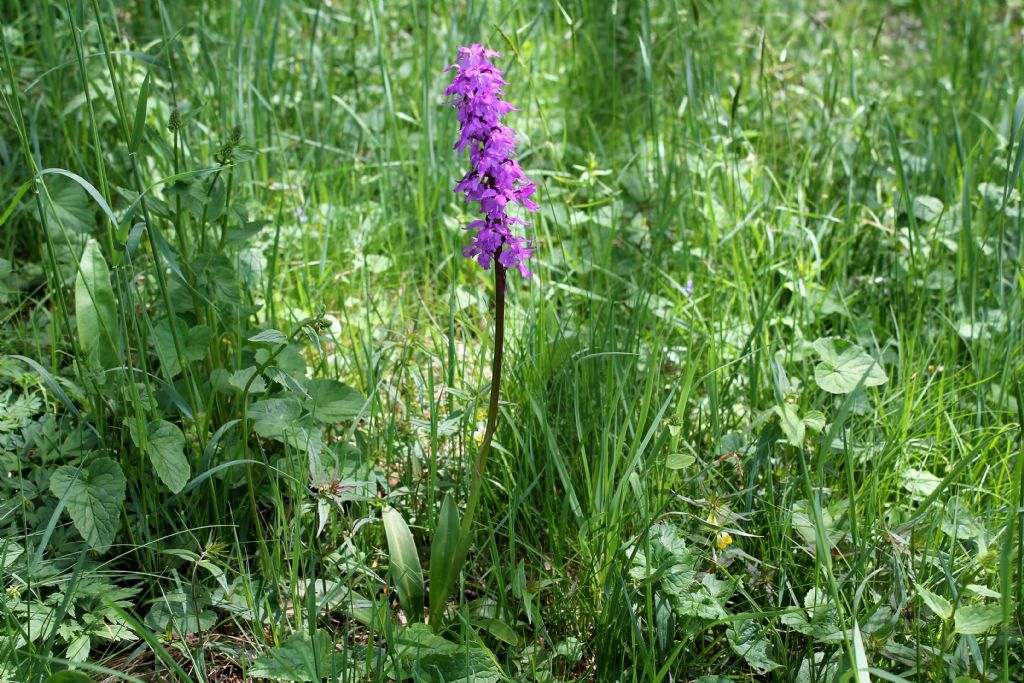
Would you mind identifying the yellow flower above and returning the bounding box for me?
[716,531,733,550]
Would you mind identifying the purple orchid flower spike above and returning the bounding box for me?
[445,44,537,278]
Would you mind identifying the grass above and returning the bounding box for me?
[1,0,1022,681]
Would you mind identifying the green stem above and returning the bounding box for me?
[460,263,506,541]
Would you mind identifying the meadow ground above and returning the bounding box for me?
[1,1,1022,681]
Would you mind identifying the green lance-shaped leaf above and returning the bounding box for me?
[49,456,126,551]
[429,492,462,630]
[75,238,119,370]
[145,419,191,494]
[382,506,425,623]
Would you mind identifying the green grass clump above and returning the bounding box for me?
[0,1,1022,681]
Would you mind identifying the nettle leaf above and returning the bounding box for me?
[727,620,781,673]
[251,630,336,682]
[953,604,1002,635]
[75,239,119,370]
[812,338,887,394]
[304,379,365,423]
[49,457,126,551]
[145,420,190,494]
[915,584,952,621]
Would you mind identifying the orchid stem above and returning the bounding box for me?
[461,263,506,541]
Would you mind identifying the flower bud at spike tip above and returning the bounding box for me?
[445,44,537,278]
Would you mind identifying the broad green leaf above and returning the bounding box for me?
[39,175,93,234]
[428,492,461,630]
[46,672,97,683]
[230,366,267,393]
[49,457,126,551]
[144,590,215,635]
[383,506,424,623]
[250,630,335,682]
[727,620,781,674]
[953,604,1002,634]
[776,403,805,446]
[393,624,500,683]
[152,322,211,377]
[304,379,364,422]
[900,468,941,500]
[666,452,695,469]
[812,338,887,394]
[915,584,952,620]
[145,419,190,494]
[75,239,119,370]
[1,540,24,568]
[911,195,943,222]
[249,328,288,345]
[474,617,519,646]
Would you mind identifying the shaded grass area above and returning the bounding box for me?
[1,1,1022,681]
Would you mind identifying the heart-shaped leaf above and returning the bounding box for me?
[145,419,190,494]
[812,338,887,394]
[50,457,126,551]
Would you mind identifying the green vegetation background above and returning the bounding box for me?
[1,1,1022,681]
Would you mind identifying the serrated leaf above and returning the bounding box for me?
[727,620,780,674]
[49,457,126,551]
[250,630,334,682]
[953,604,1002,634]
[249,329,288,345]
[812,338,887,394]
[145,419,190,494]
[393,624,500,682]
[915,584,952,620]
[304,379,364,422]
[75,239,119,370]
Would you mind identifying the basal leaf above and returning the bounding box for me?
[49,457,126,551]
[383,506,424,623]
[250,630,335,682]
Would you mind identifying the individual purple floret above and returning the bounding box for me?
[445,44,537,278]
